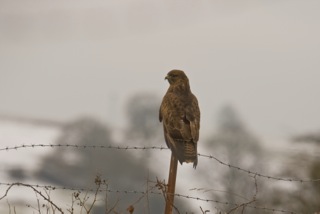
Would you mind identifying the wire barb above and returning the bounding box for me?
[1,143,320,183]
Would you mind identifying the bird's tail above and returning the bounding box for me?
[173,140,198,169]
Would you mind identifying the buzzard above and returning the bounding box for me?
[159,70,200,168]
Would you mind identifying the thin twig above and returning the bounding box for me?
[86,175,102,214]
[0,182,64,214]
[7,199,11,214]
[227,175,258,214]
[200,206,210,213]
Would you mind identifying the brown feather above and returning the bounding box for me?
[159,70,200,168]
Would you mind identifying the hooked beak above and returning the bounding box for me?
[165,75,169,81]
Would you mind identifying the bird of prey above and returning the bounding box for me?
[159,70,200,168]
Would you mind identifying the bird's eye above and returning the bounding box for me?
[171,74,177,78]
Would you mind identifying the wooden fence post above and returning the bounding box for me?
[164,152,178,214]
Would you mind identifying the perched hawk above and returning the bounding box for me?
[159,70,200,168]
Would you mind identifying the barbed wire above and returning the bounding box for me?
[0,182,297,214]
[197,153,320,183]
[0,143,169,152]
[1,143,320,183]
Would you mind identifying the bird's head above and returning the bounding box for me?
[165,70,189,85]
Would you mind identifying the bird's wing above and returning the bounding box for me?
[185,94,200,143]
[160,92,195,142]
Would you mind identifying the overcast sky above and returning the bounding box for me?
[1,0,320,141]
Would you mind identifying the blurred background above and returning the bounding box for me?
[1,0,320,213]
